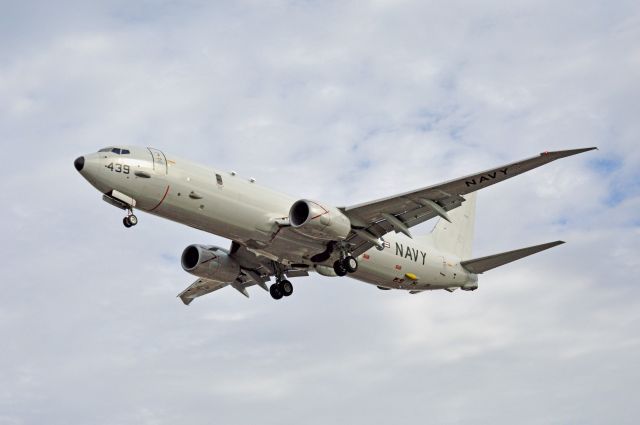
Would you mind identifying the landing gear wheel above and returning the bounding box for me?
[128,214,138,226]
[280,280,293,297]
[343,256,358,273]
[123,217,132,228]
[333,260,348,277]
[269,283,283,300]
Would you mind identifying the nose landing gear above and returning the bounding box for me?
[123,209,138,228]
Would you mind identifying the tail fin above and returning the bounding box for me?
[431,192,476,259]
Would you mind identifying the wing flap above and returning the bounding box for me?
[178,278,229,305]
[460,241,565,274]
[178,241,312,304]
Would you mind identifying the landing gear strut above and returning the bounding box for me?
[123,208,138,228]
[269,262,294,300]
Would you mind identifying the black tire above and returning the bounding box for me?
[280,280,293,297]
[269,283,283,300]
[343,256,358,273]
[128,214,138,226]
[333,260,347,277]
[123,217,132,228]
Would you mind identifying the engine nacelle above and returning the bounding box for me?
[288,199,352,241]
[181,244,240,283]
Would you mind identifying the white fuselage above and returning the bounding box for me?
[77,146,477,292]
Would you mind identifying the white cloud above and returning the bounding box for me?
[1,0,639,424]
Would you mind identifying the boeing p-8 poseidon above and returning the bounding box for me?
[74,147,596,304]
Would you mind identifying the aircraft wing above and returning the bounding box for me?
[178,278,229,305]
[178,272,267,305]
[342,148,596,257]
[178,241,309,305]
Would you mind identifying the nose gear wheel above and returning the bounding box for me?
[123,209,138,228]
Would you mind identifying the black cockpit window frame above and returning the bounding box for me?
[98,147,130,155]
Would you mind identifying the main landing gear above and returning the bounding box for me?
[122,209,138,228]
[269,262,294,300]
[333,255,358,277]
[269,279,293,300]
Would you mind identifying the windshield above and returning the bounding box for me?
[98,147,130,155]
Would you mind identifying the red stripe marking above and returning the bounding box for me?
[149,185,170,212]
[308,201,329,221]
[269,225,283,242]
[200,255,217,265]
[309,211,329,221]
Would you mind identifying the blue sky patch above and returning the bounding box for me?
[589,157,622,175]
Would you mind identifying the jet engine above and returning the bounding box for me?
[181,244,240,283]
[288,199,352,241]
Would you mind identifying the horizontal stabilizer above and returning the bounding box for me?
[460,241,565,274]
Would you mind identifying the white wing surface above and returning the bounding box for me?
[342,148,596,256]
[177,242,309,304]
[178,278,229,305]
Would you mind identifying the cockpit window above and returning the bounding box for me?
[98,147,130,155]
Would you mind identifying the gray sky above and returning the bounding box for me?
[1,1,639,424]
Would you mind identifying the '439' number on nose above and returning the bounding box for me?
[105,163,130,174]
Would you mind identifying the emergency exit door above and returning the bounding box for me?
[147,147,168,174]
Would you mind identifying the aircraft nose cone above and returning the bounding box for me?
[74,156,85,172]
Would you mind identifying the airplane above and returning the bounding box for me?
[74,146,596,304]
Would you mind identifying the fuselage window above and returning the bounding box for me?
[216,174,223,186]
